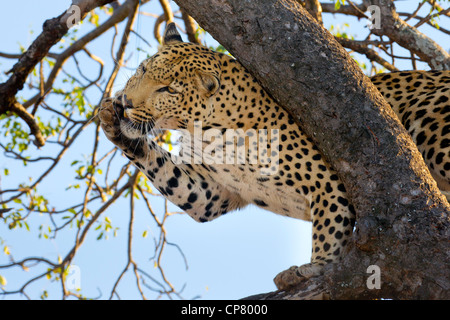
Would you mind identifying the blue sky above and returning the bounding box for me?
[0,0,448,300]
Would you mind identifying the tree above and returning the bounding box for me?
[174,0,450,299]
[0,0,448,299]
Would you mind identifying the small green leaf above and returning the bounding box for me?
[335,0,341,10]
[0,275,7,287]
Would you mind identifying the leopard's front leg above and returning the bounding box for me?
[99,98,247,222]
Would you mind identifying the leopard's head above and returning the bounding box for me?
[107,23,222,139]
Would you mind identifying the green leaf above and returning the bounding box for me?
[0,275,7,287]
[335,0,345,10]
[40,290,48,300]
[335,0,341,10]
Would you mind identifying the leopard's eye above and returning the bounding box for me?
[157,86,177,94]
[167,87,177,94]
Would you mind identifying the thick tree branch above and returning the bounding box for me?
[369,0,450,70]
[174,0,449,299]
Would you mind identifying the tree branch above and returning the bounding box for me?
[181,10,201,44]
[243,275,328,300]
[335,37,399,71]
[9,101,46,147]
[368,0,450,70]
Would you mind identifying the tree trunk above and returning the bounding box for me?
[174,0,449,299]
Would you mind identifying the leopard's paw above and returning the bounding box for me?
[99,98,121,139]
[274,263,324,291]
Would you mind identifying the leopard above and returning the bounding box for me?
[371,70,450,199]
[98,22,450,291]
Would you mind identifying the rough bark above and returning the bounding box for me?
[174,0,450,299]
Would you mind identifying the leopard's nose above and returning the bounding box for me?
[122,94,134,109]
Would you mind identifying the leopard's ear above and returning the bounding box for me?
[196,70,221,97]
[163,22,183,45]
